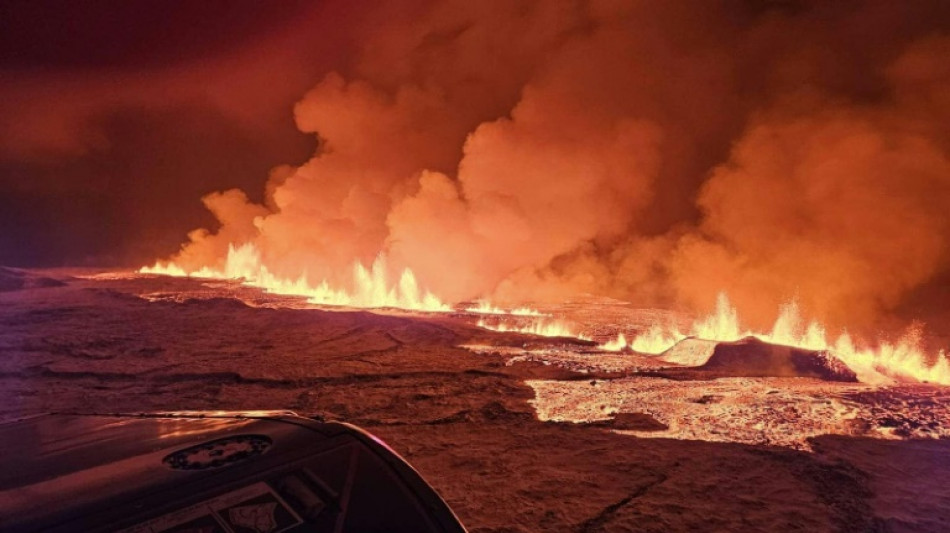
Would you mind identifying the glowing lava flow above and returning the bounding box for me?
[465,301,543,316]
[598,333,629,352]
[477,317,591,340]
[627,293,950,385]
[629,325,687,354]
[140,243,450,312]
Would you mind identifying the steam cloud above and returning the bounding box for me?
[164,0,950,337]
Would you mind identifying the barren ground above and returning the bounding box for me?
[1,270,949,532]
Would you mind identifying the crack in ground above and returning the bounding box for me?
[747,448,884,532]
[308,326,366,346]
[576,472,669,533]
[338,343,402,360]
[383,332,406,346]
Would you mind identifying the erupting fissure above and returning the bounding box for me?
[139,249,948,386]
[476,317,590,340]
[140,243,449,312]
[622,294,950,385]
[464,301,544,316]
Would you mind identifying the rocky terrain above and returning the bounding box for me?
[1,270,949,532]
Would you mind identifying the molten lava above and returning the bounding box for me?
[628,294,950,385]
[475,317,590,340]
[139,245,948,386]
[598,333,629,352]
[464,301,543,316]
[141,243,449,312]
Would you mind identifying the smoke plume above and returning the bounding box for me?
[162,0,950,337]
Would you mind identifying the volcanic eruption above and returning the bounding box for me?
[137,0,950,385]
[3,1,950,531]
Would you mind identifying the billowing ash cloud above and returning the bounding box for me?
[165,0,950,335]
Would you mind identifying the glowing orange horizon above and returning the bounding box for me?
[140,246,949,386]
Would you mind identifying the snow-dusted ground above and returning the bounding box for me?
[2,269,949,532]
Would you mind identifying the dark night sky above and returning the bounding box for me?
[0,0,359,266]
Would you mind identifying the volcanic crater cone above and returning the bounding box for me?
[696,336,858,382]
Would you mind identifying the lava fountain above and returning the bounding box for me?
[621,293,950,385]
[140,245,948,387]
[132,1,950,390]
[141,242,449,312]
